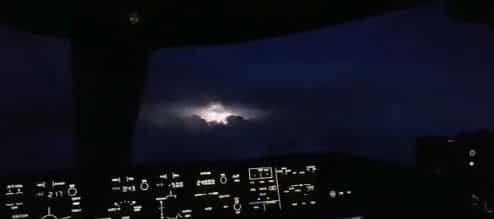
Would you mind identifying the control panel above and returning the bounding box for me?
[1,156,361,219]
[417,130,494,218]
[2,177,82,219]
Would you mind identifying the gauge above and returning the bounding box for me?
[95,176,146,219]
[192,169,244,217]
[153,190,183,219]
[32,180,83,219]
[105,199,143,218]
[145,171,191,219]
[2,179,83,219]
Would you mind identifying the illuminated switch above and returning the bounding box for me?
[280,167,289,175]
[219,194,231,199]
[249,169,261,179]
[68,185,78,197]
[5,189,14,196]
[329,190,337,198]
[52,181,67,187]
[200,171,212,176]
[133,206,142,212]
[7,184,23,189]
[306,165,317,173]
[262,169,272,178]
[11,213,29,219]
[197,179,216,186]
[219,174,228,184]
[469,149,477,157]
[122,186,136,193]
[170,181,184,189]
[306,185,315,192]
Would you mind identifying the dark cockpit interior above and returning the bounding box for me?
[1,1,494,218]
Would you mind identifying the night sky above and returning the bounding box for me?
[1,6,494,174]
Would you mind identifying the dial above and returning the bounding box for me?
[192,169,244,217]
[96,176,146,219]
[154,191,182,219]
[145,171,191,219]
[106,199,143,218]
[32,181,82,219]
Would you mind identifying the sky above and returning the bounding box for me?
[1,6,494,173]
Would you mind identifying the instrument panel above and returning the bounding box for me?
[5,130,494,219]
[1,155,362,219]
[3,178,82,219]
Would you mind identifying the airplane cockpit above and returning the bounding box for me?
[1,1,494,218]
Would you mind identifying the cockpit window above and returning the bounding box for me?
[133,7,494,166]
[0,28,73,174]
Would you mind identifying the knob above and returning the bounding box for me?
[233,197,242,214]
[219,174,228,185]
[128,12,141,25]
[140,181,150,191]
[67,187,78,197]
